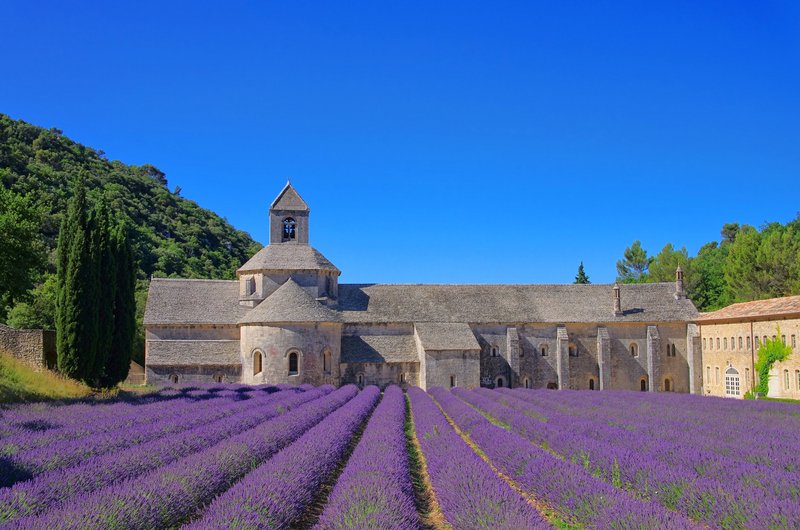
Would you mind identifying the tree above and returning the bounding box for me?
[689,242,731,311]
[104,224,136,386]
[0,188,45,321]
[616,240,653,283]
[56,179,98,383]
[648,243,690,283]
[574,262,590,284]
[753,326,793,396]
[721,223,740,244]
[91,199,115,385]
[6,274,57,329]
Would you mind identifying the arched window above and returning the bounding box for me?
[169,373,179,384]
[664,378,671,392]
[785,369,790,390]
[288,351,299,376]
[706,366,710,383]
[400,373,406,384]
[715,366,720,384]
[703,337,707,350]
[357,374,364,386]
[738,337,743,349]
[725,367,740,396]
[717,337,721,349]
[282,217,296,241]
[671,344,677,357]
[253,350,263,375]
[322,349,331,375]
[496,377,504,388]
[450,375,456,388]
[640,378,647,391]
[490,345,499,357]
[214,373,224,383]
[589,378,595,390]
[568,343,578,357]
[747,336,751,349]
[723,337,728,350]
[524,377,531,389]
[630,343,639,358]
[540,344,548,357]
[792,335,797,348]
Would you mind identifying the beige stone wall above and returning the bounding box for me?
[0,324,55,370]
[699,317,799,399]
[423,349,481,390]
[340,361,419,388]
[240,322,342,386]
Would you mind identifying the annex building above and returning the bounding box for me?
[144,182,701,391]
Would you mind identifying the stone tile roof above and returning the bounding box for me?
[696,295,800,323]
[415,322,480,351]
[147,340,240,365]
[271,182,309,211]
[341,334,419,363]
[237,244,340,274]
[143,278,249,325]
[238,279,341,325]
[337,283,698,324]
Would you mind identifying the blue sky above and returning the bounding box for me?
[2,1,798,284]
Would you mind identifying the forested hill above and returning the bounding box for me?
[0,113,261,358]
[0,113,260,280]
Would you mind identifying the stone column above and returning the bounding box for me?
[646,325,660,392]
[686,323,702,394]
[556,326,570,390]
[597,326,611,390]
[506,327,520,388]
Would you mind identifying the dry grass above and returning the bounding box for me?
[0,350,93,403]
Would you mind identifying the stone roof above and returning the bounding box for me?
[341,334,419,363]
[271,182,309,211]
[337,283,698,324]
[238,279,341,325]
[237,244,340,274]
[144,278,249,325]
[415,322,480,351]
[147,340,240,365]
[697,295,800,323]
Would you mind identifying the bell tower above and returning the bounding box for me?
[269,181,310,244]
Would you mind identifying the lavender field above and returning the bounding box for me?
[1,384,798,529]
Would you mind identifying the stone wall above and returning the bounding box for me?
[340,361,419,388]
[0,324,56,370]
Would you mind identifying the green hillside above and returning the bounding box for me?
[0,113,261,359]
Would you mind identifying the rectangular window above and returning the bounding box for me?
[724,338,728,350]
[793,335,797,348]
[717,338,721,349]
[747,336,751,349]
[785,370,790,390]
[796,370,800,390]
[738,337,743,349]
[756,336,761,347]
[715,366,720,385]
[706,366,711,383]
[450,375,456,388]
[703,338,707,350]
[745,368,750,386]
[782,335,786,345]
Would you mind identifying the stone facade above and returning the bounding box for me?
[144,182,701,392]
[0,324,56,370]
[697,297,800,399]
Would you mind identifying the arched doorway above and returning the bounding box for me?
[589,378,595,390]
[725,366,740,397]
[496,377,504,388]
[664,378,672,392]
[640,378,648,391]
[169,374,179,384]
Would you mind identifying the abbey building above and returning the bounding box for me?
[144,182,701,392]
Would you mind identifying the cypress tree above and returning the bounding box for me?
[574,262,590,284]
[106,223,136,385]
[56,179,97,382]
[92,200,116,386]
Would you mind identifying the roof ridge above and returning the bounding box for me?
[150,277,237,283]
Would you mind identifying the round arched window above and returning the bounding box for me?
[282,218,296,241]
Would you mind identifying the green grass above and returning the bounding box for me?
[761,397,800,404]
[0,350,93,403]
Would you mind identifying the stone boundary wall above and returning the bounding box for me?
[0,324,56,370]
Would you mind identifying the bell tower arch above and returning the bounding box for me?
[270,181,309,244]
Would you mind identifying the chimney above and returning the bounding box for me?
[675,266,686,300]
[613,283,623,316]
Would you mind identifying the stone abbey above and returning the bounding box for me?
[144,182,702,392]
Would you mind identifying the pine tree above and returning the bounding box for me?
[574,262,590,284]
[105,224,136,386]
[616,240,653,283]
[56,179,98,382]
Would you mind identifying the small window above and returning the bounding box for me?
[540,344,548,357]
[288,351,299,376]
[747,336,751,349]
[792,335,797,348]
[400,373,406,384]
[630,343,639,358]
[568,343,578,357]
[715,366,720,385]
[640,378,647,391]
[717,337,720,349]
[450,375,456,388]
[671,344,677,357]
[664,378,671,392]
[253,350,263,375]
[323,349,331,375]
[490,345,499,357]
[282,217,296,241]
[723,338,728,350]
[496,377,504,388]
[738,337,743,350]
[357,374,364,386]
[745,368,750,386]
[589,378,595,390]
[796,370,800,390]
[213,373,224,383]
[785,370,790,390]
[524,377,531,389]
[764,335,768,345]
[169,373,179,384]
[706,366,711,383]
[756,336,761,347]
[703,338,707,350]
[782,335,786,345]
[731,337,735,349]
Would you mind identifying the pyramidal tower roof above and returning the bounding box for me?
[271,181,309,211]
[238,279,341,325]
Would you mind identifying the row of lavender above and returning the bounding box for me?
[456,387,800,529]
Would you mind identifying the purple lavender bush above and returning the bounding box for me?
[313,385,419,530]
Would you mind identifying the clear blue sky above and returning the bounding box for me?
[2,1,798,284]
